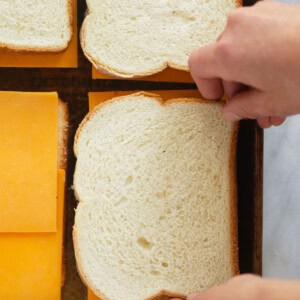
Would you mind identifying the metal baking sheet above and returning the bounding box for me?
[0,0,262,299]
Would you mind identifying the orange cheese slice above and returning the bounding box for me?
[88,90,205,111]
[0,0,77,68]
[0,169,65,300]
[88,289,100,300]
[92,66,194,83]
[0,92,58,232]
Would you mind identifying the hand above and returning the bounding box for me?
[189,2,300,128]
[171,274,300,300]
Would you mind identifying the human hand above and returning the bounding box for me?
[189,2,300,128]
[171,274,300,300]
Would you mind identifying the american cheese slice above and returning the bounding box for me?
[0,92,58,232]
[92,66,194,83]
[88,289,100,300]
[0,0,77,68]
[0,169,65,300]
[88,90,204,111]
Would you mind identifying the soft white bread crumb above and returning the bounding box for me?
[73,92,238,300]
[0,0,72,52]
[81,0,240,78]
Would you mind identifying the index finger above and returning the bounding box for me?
[189,42,241,99]
[188,36,253,95]
[188,45,226,99]
[189,44,226,79]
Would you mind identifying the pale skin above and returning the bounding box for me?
[171,2,300,299]
[188,1,300,128]
[171,275,300,300]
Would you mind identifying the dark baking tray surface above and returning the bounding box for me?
[0,0,262,299]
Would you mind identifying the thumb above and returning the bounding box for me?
[223,89,270,121]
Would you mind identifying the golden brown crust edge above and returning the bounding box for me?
[73,228,186,300]
[229,122,240,276]
[58,100,69,170]
[222,0,240,257]
[81,19,190,79]
[146,291,186,300]
[58,99,69,287]
[73,91,224,156]
[80,20,170,79]
[73,91,238,299]
[73,227,111,300]
[0,0,73,53]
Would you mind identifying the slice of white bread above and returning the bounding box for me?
[0,0,72,52]
[81,0,240,78]
[73,92,239,300]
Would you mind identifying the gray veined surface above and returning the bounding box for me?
[263,114,300,278]
[262,0,300,279]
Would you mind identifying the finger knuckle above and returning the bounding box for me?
[188,48,200,72]
[247,278,267,299]
[239,106,256,119]
[252,101,270,117]
[228,275,266,299]
[215,40,233,61]
[227,10,243,26]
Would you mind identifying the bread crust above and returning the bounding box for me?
[74,91,225,155]
[58,99,69,288]
[80,22,168,79]
[58,100,69,169]
[229,122,240,276]
[0,0,73,52]
[146,291,186,300]
[221,0,240,263]
[73,227,186,300]
[80,19,190,79]
[73,92,239,299]
[80,1,242,78]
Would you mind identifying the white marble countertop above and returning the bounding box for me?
[261,0,300,279]
[263,115,300,278]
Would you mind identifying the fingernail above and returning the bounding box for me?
[223,111,241,121]
[187,292,199,300]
